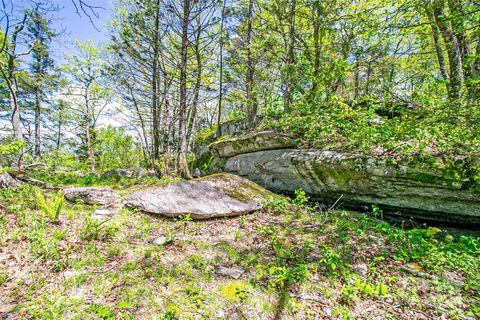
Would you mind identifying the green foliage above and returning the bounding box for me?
[292,189,309,207]
[0,140,26,171]
[266,98,479,181]
[96,126,141,171]
[31,171,161,188]
[34,190,65,221]
[81,217,118,241]
[195,125,217,146]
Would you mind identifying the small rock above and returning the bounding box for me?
[217,266,245,279]
[368,234,383,244]
[93,209,112,216]
[153,235,175,245]
[352,263,368,276]
[62,187,121,205]
[64,270,83,279]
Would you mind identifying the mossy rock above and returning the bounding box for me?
[209,131,297,158]
[125,173,274,219]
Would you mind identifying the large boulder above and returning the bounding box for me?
[62,187,122,205]
[125,173,273,219]
[222,149,480,225]
[209,131,296,158]
[0,172,21,189]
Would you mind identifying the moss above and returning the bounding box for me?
[195,173,274,203]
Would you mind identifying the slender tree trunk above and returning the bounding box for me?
[431,22,449,90]
[310,0,321,101]
[246,0,257,128]
[187,26,202,149]
[7,46,23,142]
[216,0,226,138]
[128,85,150,167]
[178,0,192,179]
[433,0,463,100]
[34,87,41,160]
[283,0,296,113]
[85,88,95,174]
[152,0,161,164]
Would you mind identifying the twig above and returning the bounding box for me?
[328,195,343,211]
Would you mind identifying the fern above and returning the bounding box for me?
[34,191,65,221]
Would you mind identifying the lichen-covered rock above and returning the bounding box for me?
[0,172,21,189]
[223,149,480,225]
[125,173,273,219]
[62,187,121,205]
[209,131,296,158]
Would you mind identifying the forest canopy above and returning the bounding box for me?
[0,0,479,178]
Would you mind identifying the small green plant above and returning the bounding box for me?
[371,204,383,219]
[177,213,193,234]
[88,304,115,319]
[34,191,65,221]
[0,269,9,286]
[81,217,118,241]
[292,189,309,207]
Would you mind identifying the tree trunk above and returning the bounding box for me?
[187,25,202,149]
[216,0,226,138]
[152,0,161,164]
[178,0,192,179]
[283,0,296,113]
[310,0,321,101]
[84,88,95,174]
[246,0,257,128]
[7,42,23,143]
[34,87,41,160]
[433,0,463,100]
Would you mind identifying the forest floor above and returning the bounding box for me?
[0,177,479,319]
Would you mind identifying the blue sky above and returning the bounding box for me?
[50,0,112,58]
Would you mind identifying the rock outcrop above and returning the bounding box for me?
[125,173,273,219]
[62,187,122,205]
[209,131,296,158]
[201,147,479,225]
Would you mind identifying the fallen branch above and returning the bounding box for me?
[328,195,343,211]
[399,266,464,289]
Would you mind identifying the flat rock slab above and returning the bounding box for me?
[125,173,272,219]
[62,187,121,205]
[209,131,296,158]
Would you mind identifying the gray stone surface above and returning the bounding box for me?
[125,173,272,219]
[0,172,21,189]
[209,131,296,158]
[62,187,122,205]
[222,149,480,224]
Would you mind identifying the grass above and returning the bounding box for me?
[0,182,479,319]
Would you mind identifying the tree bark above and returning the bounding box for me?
[283,0,296,113]
[84,87,95,174]
[216,0,226,138]
[187,24,202,149]
[34,87,41,160]
[7,24,24,143]
[178,0,192,179]
[152,0,161,164]
[310,0,321,101]
[433,0,463,100]
[246,0,257,128]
